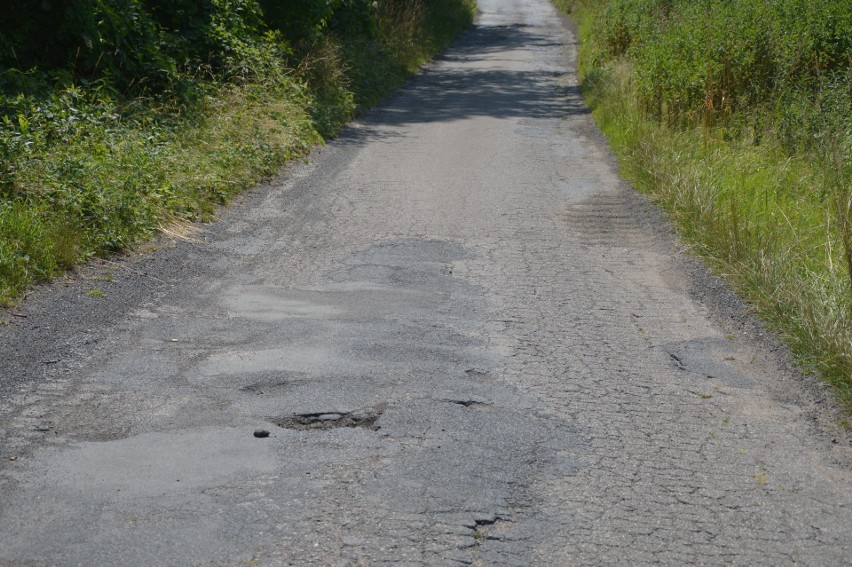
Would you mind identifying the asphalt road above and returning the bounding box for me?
[1,0,850,565]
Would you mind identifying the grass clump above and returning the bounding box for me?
[0,0,476,305]
[553,0,851,409]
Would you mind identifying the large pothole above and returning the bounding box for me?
[271,403,386,431]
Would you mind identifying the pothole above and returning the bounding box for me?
[271,403,386,431]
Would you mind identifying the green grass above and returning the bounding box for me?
[0,0,476,306]
[554,0,851,410]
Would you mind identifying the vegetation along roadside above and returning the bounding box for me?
[553,0,851,412]
[0,0,476,305]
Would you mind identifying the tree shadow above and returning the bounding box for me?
[334,23,586,146]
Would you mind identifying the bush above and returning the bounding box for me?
[0,0,175,94]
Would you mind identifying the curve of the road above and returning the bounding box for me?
[1,0,850,565]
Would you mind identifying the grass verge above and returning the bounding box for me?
[553,0,851,411]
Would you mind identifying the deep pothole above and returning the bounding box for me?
[271,403,386,431]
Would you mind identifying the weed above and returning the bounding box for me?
[87,288,105,298]
[90,271,115,283]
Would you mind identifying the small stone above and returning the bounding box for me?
[253,428,270,438]
[9,456,17,461]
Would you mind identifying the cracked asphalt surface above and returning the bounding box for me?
[1,0,850,565]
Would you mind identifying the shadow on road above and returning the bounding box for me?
[337,23,586,145]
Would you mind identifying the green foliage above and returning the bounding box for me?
[557,0,852,408]
[0,0,175,94]
[583,0,852,139]
[331,0,379,38]
[0,203,61,301]
[0,0,289,96]
[261,0,341,43]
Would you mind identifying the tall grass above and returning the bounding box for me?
[554,0,851,410]
[0,0,476,305]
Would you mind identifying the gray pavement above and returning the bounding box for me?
[1,0,850,565]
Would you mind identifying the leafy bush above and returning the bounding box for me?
[0,0,175,94]
[260,0,341,43]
